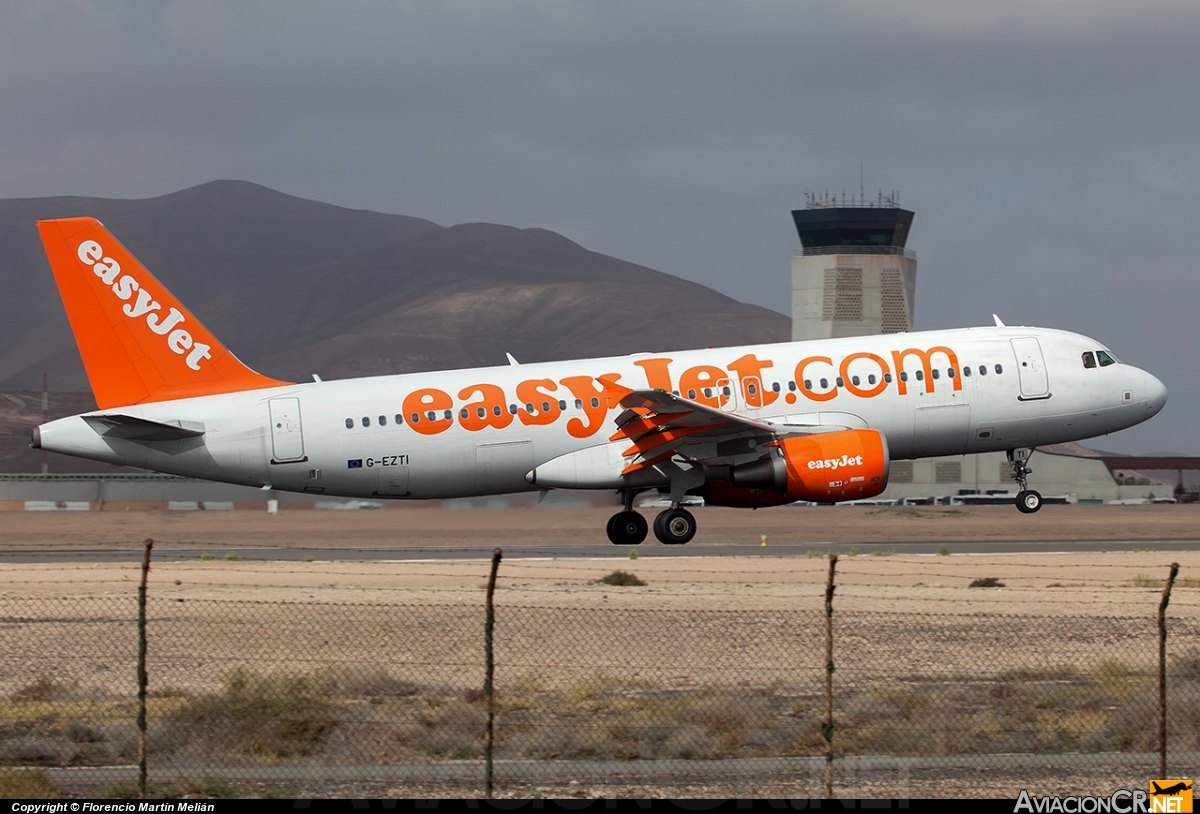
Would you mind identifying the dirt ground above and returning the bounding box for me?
[0,502,1198,550]
[3,505,1198,799]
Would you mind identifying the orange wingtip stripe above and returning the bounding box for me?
[597,375,635,409]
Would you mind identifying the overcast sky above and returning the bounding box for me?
[2,1,1198,454]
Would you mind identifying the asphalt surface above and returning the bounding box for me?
[2,538,1198,563]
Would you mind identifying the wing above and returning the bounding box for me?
[82,414,205,442]
[598,376,855,475]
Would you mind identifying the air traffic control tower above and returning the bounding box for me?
[790,192,916,341]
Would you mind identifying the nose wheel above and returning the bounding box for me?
[1016,489,1043,514]
[1007,448,1042,513]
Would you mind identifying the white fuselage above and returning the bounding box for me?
[37,326,1167,500]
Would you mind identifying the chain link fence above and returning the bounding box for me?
[0,552,1197,798]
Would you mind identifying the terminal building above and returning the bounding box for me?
[788,192,1180,504]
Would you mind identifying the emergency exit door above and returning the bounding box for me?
[269,398,306,463]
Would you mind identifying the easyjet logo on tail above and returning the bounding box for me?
[76,240,212,371]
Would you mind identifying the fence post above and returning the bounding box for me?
[484,547,502,799]
[823,553,838,800]
[137,538,153,799]
[1158,561,1179,778]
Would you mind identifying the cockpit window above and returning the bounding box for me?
[1096,350,1116,367]
[1082,351,1096,369]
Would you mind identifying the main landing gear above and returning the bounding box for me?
[606,491,697,545]
[1007,448,1043,514]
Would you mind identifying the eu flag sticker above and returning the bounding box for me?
[347,459,363,469]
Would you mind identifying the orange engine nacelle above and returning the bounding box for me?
[704,429,890,508]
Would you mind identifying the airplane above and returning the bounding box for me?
[31,217,1167,545]
[1152,782,1192,796]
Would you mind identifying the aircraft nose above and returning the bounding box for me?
[1143,371,1168,416]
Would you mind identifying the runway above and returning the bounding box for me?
[2,538,1197,563]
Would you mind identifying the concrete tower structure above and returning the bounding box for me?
[790,193,916,341]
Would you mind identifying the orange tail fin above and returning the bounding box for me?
[38,217,291,409]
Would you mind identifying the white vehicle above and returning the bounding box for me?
[33,218,1167,544]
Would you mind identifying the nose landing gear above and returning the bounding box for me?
[1007,448,1043,513]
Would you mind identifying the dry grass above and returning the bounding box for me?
[0,767,59,798]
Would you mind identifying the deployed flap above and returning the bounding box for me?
[598,377,777,474]
[596,377,867,475]
[83,414,205,442]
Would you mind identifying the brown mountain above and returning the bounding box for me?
[0,181,788,471]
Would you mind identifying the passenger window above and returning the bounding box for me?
[426,411,436,422]
[542,401,551,413]
[979,366,987,376]
[899,372,908,382]
[803,380,812,390]
[395,414,403,425]
[851,376,860,386]
[574,399,583,409]
[509,404,519,414]
[688,389,697,399]
[590,397,600,408]
[963,367,971,378]
[1097,351,1116,367]
[947,368,955,379]
[747,383,757,395]
[722,386,730,396]
[931,369,939,380]
[444,410,452,420]
[525,403,534,413]
[1082,352,1097,369]
[868,374,876,385]
[835,377,844,387]
[345,418,354,429]
[493,405,503,416]
[994,364,1003,374]
[788,381,797,392]
[379,415,387,426]
[362,416,370,427]
[884,373,893,383]
[915,370,924,381]
[703,388,713,398]
[476,407,486,418]
[558,400,566,410]
[460,408,470,419]
[411,413,420,424]
[819,378,828,389]
[771,382,780,393]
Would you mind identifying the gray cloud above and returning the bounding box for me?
[2,0,1197,453]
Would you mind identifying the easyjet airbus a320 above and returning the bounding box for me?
[32,218,1167,544]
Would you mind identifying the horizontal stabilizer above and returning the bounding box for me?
[83,414,205,442]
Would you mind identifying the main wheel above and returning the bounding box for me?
[607,511,647,544]
[653,508,697,545]
[1015,490,1043,514]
